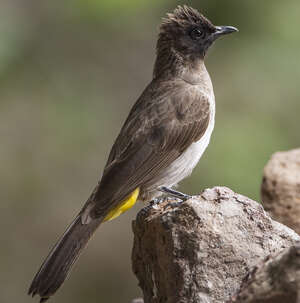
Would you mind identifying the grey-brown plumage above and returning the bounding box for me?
[28,6,237,302]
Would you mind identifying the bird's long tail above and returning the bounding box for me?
[28,214,103,302]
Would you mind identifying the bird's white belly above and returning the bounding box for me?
[157,95,215,188]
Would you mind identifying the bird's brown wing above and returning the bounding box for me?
[90,80,211,218]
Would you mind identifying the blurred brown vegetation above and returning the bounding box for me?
[1,0,299,302]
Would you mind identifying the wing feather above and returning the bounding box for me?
[91,80,211,218]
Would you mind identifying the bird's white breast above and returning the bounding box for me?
[180,100,215,176]
[159,91,215,188]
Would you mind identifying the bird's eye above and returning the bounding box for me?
[190,28,203,40]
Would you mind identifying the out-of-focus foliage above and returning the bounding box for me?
[1,1,299,302]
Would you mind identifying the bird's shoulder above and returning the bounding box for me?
[123,78,211,135]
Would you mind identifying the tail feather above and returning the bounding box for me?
[28,214,102,302]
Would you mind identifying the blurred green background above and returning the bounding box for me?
[1,0,299,302]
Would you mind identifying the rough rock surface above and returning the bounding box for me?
[261,148,300,234]
[132,187,300,303]
[230,242,300,303]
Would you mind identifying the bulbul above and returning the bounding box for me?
[29,6,237,302]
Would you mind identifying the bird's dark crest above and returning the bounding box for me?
[160,5,215,35]
[154,6,216,77]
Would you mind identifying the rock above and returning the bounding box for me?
[261,148,300,235]
[132,187,300,303]
[230,242,300,303]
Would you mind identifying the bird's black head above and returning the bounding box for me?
[157,6,238,59]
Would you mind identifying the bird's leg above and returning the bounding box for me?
[158,186,191,201]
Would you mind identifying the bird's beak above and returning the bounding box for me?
[213,26,238,40]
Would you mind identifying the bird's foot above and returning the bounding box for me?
[136,189,191,221]
[150,196,165,207]
[136,197,165,220]
[158,186,191,202]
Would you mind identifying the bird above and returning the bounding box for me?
[28,5,238,302]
